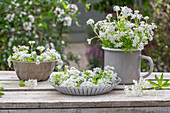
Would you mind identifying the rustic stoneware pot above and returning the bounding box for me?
[102,47,154,84]
[13,61,55,81]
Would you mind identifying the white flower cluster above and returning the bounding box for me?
[8,41,62,67]
[87,6,157,50]
[53,3,78,27]
[36,48,62,64]
[4,14,15,22]
[54,7,65,17]
[124,78,155,96]
[67,4,78,15]
[25,79,37,87]
[49,66,118,87]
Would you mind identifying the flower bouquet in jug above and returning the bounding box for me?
[86,6,157,84]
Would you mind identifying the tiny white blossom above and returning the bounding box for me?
[87,18,94,25]
[144,16,149,20]
[67,4,78,15]
[25,79,37,87]
[28,41,35,45]
[106,14,112,20]
[113,6,120,11]
[63,16,72,26]
[36,46,45,52]
[87,39,91,45]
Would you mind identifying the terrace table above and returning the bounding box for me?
[0,71,170,113]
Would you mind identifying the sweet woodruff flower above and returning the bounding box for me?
[87,39,91,45]
[8,42,63,67]
[113,6,120,11]
[25,79,37,87]
[49,66,118,88]
[87,18,94,25]
[87,6,157,50]
[36,46,45,52]
[28,41,35,45]
[124,77,153,97]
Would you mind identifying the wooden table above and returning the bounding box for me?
[0,71,170,113]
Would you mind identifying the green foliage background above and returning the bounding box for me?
[0,0,80,70]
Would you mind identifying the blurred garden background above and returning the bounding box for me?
[0,0,169,72]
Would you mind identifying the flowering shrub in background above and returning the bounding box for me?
[49,65,118,87]
[0,0,79,70]
[87,6,157,53]
[142,0,170,72]
[8,41,63,67]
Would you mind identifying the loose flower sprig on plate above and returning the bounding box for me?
[87,6,157,53]
[124,73,170,96]
[0,87,4,98]
[49,66,118,87]
[8,41,63,67]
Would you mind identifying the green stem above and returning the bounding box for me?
[31,45,33,53]
[116,11,119,21]
[1,83,18,85]
[90,24,99,37]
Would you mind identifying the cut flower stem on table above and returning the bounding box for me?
[124,73,170,96]
[1,79,38,87]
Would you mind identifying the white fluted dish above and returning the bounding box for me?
[49,77,121,96]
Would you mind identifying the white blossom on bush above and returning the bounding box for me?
[0,0,79,70]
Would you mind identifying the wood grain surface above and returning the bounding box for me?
[0,71,170,113]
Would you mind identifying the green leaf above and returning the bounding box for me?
[162,83,170,87]
[62,1,67,10]
[34,54,37,62]
[0,92,4,97]
[27,58,34,62]
[147,80,160,87]
[0,87,4,91]
[160,73,164,84]
[19,80,25,87]
[85,4,91,11]
[124,49,128,54]
[155,74,161,85]
[162,80,170,87]
[129,49,133,54]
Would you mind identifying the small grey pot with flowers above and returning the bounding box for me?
[87,6,157,84]
[8,41,63,81]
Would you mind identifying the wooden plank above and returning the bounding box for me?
[145,72,170,80]
[1,107,170,113]
[0,81,54,91]
[0,71,18,81]
[0,109,78,113]
[0,90,170,109]
[81,107,170,113]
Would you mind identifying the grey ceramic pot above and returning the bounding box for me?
[102,47,154,84]
[13,61,55,81]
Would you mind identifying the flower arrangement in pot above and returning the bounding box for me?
[87,6,157,84]
[49,65,121,95]
[8,41,63,81]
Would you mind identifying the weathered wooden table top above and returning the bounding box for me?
[0,71,170,113]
